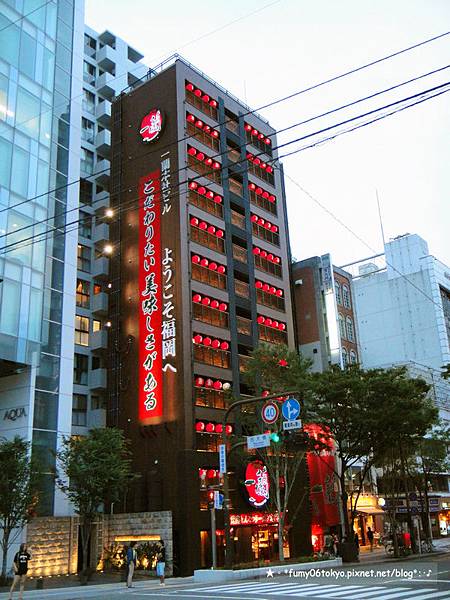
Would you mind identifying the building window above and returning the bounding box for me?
[342,284,351,309]
[188,185,223,219]
[72,394,87,426]
[186,114,220,152]
[76,279,90,308]
[258,324,288,345]
[77,244,91,272]
[346,316,354,342]
[83,60,96,84]
[80,148,94,174]
[256,288,285,312]
[81,117,95,143]
[93,319,101,332]
[75,315,89,346]
[350,350,357,364]
[84,34,96,55]
[91,395,105,410]
[190,222,225,253]
[79,211,92,239]
[338,313,346,340]
[82,89,95,114]
[185,82,218,120]
[193,345,231,369]
[335,282,342,305]
[251,217,280,246]
[192,299,229,329]
[253,253,282,278]
[248,184,277,216]
[342,347,348,368]
[194,385,228,409]
[73,353,89,385]
[191,260,226,290]
[80,178,93,206]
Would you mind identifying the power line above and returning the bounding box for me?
[0,0,54,33]
[1,81,447,259]
[2,66,448,241]
[1,29,449,215]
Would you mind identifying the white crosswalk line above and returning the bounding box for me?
[374,589,439,600]
[281,585,362,597]
[314,586,370,597]
[336,588,412,599]
[400,591,450,600]
[275,584,349,596]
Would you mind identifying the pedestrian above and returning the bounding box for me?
[8,543,31,600]
[126,542,137,588]
[156,540,166,586]
[323,531,334,556]
[367,527,374,552]
[332,533,339,556]
[354,530,360,559]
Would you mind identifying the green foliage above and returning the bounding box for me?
[0,436,41,578]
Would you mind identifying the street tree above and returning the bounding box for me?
[0,436,40,582]
[56,428,135,581]
[243,344,314,560]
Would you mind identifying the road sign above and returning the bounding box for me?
[218,444,227,475]
[281,397,300,421]
[247,433,271,449]
[214,490,224,510]
[282,419,302,431]
[262,402,279,424]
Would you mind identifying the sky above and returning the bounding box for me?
[86,0,450,267]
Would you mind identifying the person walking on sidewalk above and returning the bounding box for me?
[8,543,31,600]
[156,540,166,586]
[367,527,374,552]
[126,542,137,588]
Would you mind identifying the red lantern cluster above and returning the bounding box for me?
[188,180,222,204]
[185,81,218,109]
[278,359,288,367]
[186,113,220,140]
[187,146,221,170]
[244,123,271,146]
[252,246,281,264]
[195,421,233,434]
[195,376,230,390]
[192,293,228,312]
[246,152,274,174]
[193,334,230,351]
[256,315,286,331]
[191,254,226,274]
[199,468,220,479]
[250,214,278,233]
[248,182,276,203]
[189,216,224,238]
[255,281,283,297]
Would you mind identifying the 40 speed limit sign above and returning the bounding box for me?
[261,401,279,424]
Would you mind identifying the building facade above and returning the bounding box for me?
[292,254,359,371]
[108,56,310,574]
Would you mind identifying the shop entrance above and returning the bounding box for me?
[233,525,286,564]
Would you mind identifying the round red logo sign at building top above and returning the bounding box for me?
[244,460,270,508]
[140,109,163,143]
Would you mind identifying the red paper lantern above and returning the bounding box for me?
[217,265,226,274]
[255,281,263,289]
[213,195,222,203]
[212,161,220,170]
[218,302,227,312]
[202,94,210,103]
[220,341,229,351]
[266,165,273,173]
[258,133,264,140]
[264,222,272,230]
[205,378,213,388]
[193,294,202,303]
[252,128,258,136]
[258,217,265,226]
[189,181,198,190]
[256,187,263,195]
[187,114,195,123]
[251,215,258,223]
[263,283,270,292]
[253,247,260,255]
[278,359,288,367]
[200,258,209,267]
[209,262,217,271]
[279,323,286,331]
[257,315,265,324]
[206,190,214,199]
[265,137,271,145]
[261,163,267,170]
[260,250,267,259]
[273,320,279,329]
[197,152,205,161]
[215,423,223,433]
[266,254,273,262]
[262,390,269,397]
[207,225,216,234]
[207,468,216,478]
[225,425,233,435]
[188,147,197,156]
[212,130,219,138]
[274,256,281,264]
[199,221,207,230]
[249,182,256,191]
[210,300,219,309]
[194,89,202,97]
[186,83,194,92]
[270,286,276,294]
[195,376,205,387]
[193,334,203,344]
[244,123,252,131]
[213,380,222,389]
[205,423,215,433]
[215,229,224,238]
[198,186,206,195]
[196,421,205,432]
[203,337,212,346]
[205,157,213,166]
[266,318,273,327]
[254,158,261,166]
[202,297,211,306]
[276,289,283,297]
[210,99,218,108]
[271,225,278,233]
[212,339,221,349]
[195,119,203,129]
[269,194,276,202]
[191,254,200,264]
[204,125,211,133]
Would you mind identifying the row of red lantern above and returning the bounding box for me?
[248,182,276,203]
[244,122,271,146]
[196,421,233,434]
[199,468,220,479]
[186,113,220,139]
[191,254,226,274]
[190,217,224,238]
[192,294,228,311]
[193,334,230,351]
[246,152,274,174]
[257,315,286,330]
[253,246,281,264]
[255,281,283,297]
[187,146,221,170]
[250,214,278,233]
[195,376,229,389]
[185,82,218,109]
[188,180,223,204]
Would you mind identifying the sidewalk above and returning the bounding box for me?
[351,537,450,565]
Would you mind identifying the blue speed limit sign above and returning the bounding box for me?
[262,402,279,424]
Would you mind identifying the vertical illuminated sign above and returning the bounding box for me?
[138,152,177,423]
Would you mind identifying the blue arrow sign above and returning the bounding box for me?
[282,397,300,421]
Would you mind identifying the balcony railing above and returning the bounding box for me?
[192,303,229,329]
[190,226,225,253]
[189,189,223,218]
[194,387,228,409]
[192,263,226,290]
[235,280,249,298]
[232,244,247,264]
[227,120,239,135]
[236,316,252,336]
[239,354,252,373]
[194,345,231,369]
[229,178,243,197]
[227,148,241,164]
[231,210,246,230]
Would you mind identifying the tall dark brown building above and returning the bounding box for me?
[108,56,310,574]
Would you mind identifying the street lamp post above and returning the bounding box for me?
[221,390,300,568]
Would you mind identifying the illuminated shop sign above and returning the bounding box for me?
[230,512,279,526]
[138,153,176,422]
[140,108,163,143]
[244,460,269,508]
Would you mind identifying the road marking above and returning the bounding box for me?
[401,592,450,600]
[335,587,411,599]
[375,590,440,600]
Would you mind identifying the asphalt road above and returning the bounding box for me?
[2,554,450,600]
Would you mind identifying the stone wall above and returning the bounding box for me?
[25,511,172,577]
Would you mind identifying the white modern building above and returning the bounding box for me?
[350,233,450,421]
